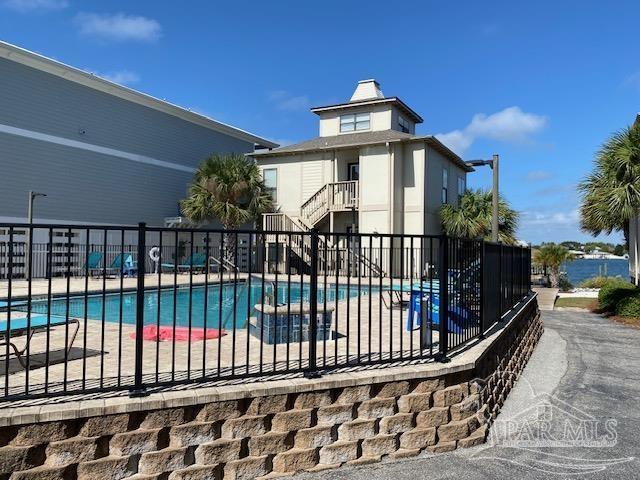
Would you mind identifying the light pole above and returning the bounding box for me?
[26,190,47,280]
[466,154,499,242]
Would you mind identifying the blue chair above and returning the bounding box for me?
[106,253,137,277]
[384,280,440,309]
[162,252,207,273]
[84,251,104,277]
[0,315,80,369]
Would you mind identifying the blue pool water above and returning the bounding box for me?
[28,281,374,329]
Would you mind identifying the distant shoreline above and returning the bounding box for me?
[562,258,629,285]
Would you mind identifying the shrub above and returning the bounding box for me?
[615,292,640,318]
[579,276,610,289]
[598,278,637,312]
[558,276,574,292]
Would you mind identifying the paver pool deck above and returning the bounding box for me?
[0,274,446,398]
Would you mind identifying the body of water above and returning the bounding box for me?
[562,258,629,286]
[27,282,376,329]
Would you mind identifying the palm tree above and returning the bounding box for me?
[440,189,520,244]
[180,154,273,262]
[579,122,640,241]
[533,243,573,288]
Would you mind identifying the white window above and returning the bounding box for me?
[340,112,370,132]
[442,168,449,204]
[398,115,410,133]
[457,176,465,203]
[263,168,277,202]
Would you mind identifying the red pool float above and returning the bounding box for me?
[130,325,226,342]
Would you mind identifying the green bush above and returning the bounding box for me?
[615,292,640,318]
[579,276,611,289]
[598,279,637,312]
[558,277,574,292]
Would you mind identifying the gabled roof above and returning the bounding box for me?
[0,40,278,149]
[311,97,423,123]
[250,129,472,172]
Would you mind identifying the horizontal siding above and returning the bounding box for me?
[302,161,323,200]
[0,58,254,169]
[0,133,191,225]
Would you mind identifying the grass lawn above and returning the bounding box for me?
[554,297,598,309]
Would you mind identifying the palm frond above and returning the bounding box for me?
[180,153,274,229]
[439,188,519,244]
[579,123,640,237]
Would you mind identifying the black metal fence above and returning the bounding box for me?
[0,223,531,401]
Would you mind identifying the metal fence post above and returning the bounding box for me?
[527,247,532,293]
[479,240,486,339]
[305,228,321,378]
[436,234,449,362]
[499,243,504,317]
[130,222,148,397]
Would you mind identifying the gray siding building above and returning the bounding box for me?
[0,41,276,227]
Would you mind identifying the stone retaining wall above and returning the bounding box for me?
[0,295,542,480]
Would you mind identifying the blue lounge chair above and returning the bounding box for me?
[406,292,478,334]
[106,253,137,277]
[162,252,207,273]
[85,251,104,277]
[88,253,136,278]
[0,315,80,369]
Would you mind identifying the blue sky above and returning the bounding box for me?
[1,0,638,244]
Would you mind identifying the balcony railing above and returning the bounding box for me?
[300,181,359,226]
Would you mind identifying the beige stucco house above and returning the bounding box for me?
[251,80,471,239]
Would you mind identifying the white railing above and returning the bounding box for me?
[300,181,359,226]
[262,213,304,235]
[262,212,385,277]
[263,213,316,272]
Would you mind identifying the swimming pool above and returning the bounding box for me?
[27,281,376,329]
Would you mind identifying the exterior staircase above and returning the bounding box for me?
[262,180,383,276]
[262,213,331,274]
[300,181,359,227]
[263,212,383,276]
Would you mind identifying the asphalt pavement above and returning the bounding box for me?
[294,309,640,480]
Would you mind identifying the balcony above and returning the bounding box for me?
[300,180,359,227]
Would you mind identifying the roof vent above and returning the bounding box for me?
[350,79,384,102]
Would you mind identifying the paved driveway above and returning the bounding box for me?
[295,310,640,479]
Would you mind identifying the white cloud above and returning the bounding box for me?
[519,203,623,244]
[436,106,547,154]
[91,69,140,86]
[518,209,580,244]
[268,90,311,111]
[2,0,67,12]
[434,130,474,154]
[525,170,552,182]
[522,209,579,227]
[74,12,162,43]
